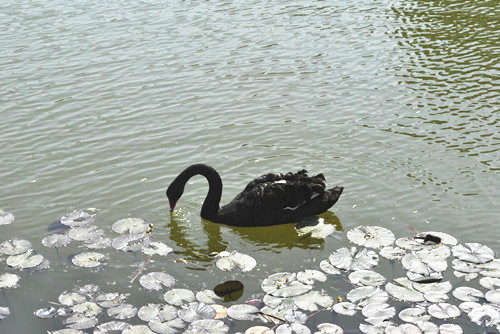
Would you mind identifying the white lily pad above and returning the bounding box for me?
[107,303,137,319]
[138,304,161,322]
[164,289,196,306]
[68,226,104,241]
[452,243,495,264]
[314,323,344,334]
[284,310,308,324]
[148,317,185,334]
[0,273,21,289]
[61,211,94,227]
[59,292,87,306]
[485,289,500,304]
[63,313,98,329]
[362,303,396,326]
[185,319,228,334]
[297,270,327,285]
[412,281,452,295]
[438,324,463,334]
[379,246,406,261]
[349,270,385,287]
[293,290,333,311]
[72,252,107,268]
[227,304,260,320]
[452,287,483,302]
[276,323,311,334]
[347,286,388,307]
[479,259,500,278]
[112,218,149,234]
[395,238,424,251]
[347,226,395,249]
[216,251,256,272]
[419,231,458,246]
[479,277,500,290]
[0,239,32,255]
[6,250,44,269]
[296,217,336,239]
[0,211,15,225]
[319,260,341,275]
[332,302,359,316]
[458,301,481,313]
[385,280,424,302]
[453,270,478,281]
[84,236,112,249]
[398,307,430,323]
[427,303,460,319]
[261,272,312,298]
[96,292,128,308]
[0,307,9,320]
[406,270,443,283]
[72,302,102,317]
[178,302,216,322]
[196,290,222,304]
[139,272,175,291]
[402,252,447,275]
[142,242,173,256]
[112,234,151,252]
[95,321,131,332]
[385,323,421,333]
[42,234,72,248]
[122,325,155,334]
[467,304,500,326]
[424,292,449,303]
[328,247,379,271]
[35,306,58,319]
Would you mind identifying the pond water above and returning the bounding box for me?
[0,0,498,332]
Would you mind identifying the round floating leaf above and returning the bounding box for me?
[284,310,308,324]
[35,306,58,319]
[85,236,112,249]
[427,303,460,319]
[142,242,173,256]
[0,307,9,320]
[319,260,341,275]
[328,247,379,272]
[314,323,344,334]
[420,231,457,246]
[185,319,228,334]
[385,281,424,302]
[414,321,438,334]
[59,292,87,306]
[196,290,222,304]
[485,289,500,304]
[332,302,359,316]
[362,303,396,326]
[57,307,73,317]
[72,252,107,268]
[0,239,32,255]
[164,289,196,306]
[347,226,395,249]
[96,293,128,308]
[112,234,151,252]
[379,246,406,261]
[262,273,312,298]
[452,243,495,264]
[349,270,386,287]
[42,234,71,248]
[61,211,94,227]
[347,286,388,307]
[96,321,131,332]
[122,325,155,334]
[148,317,185,334]
[402,252,447,276]
[439,324,463,334]
[451,259,481,273]
[112,218,148,234]
[385,323,421,333]
[72,302,102,317]
[107,303,137,319]
[297,270,327,285]
[51,330,84,334]
[453,270,478,281]
[0,273,21,289]
[458,301,481,313]
[395,238,424,251]
[296,217,336,239]
[244,326,274,334]
[293,290,333,311]
[216,251,256,272]
[479,259,500,278]
[63,313,99,330]
[452,287,483,302]
[77,284,100,296]
[398,307,430,323]
[6,250,44,269]
[424,292,449,303]
[68,226,103,241]
[0,211,15,225]
[138,304,160,322]
[412,281,452,295]
[139,272,175,291]
[418,245,451,259]
[178,302,216,322]
[479,277,500,290]
[276,323,311,334]
[467,304,500,326]
[227,304,260,320]
[406,270,443,283]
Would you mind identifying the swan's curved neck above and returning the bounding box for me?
[177,164,222,219]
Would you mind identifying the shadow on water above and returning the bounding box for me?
[167,211,342,264]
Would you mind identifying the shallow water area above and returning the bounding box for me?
[0,0,498,332]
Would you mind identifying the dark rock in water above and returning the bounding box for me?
[48,220,70,234]
[424,234,442,245]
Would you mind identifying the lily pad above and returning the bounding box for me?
[328,247,379,271]
[452,243,495,264]
[112,218,149,234]
[216,251,256,272]
[395,238,424,251]
[148,317,185,334]
[68,226,104,241]
[0,239,32,255]
[347,226,395,249]
[96,292,128,308]
[349,270,386,287]
[95,321,131,332]
[35,306,58,319]
[63,313,99,330]
[138,304,161,322]
[458,301,481,313]
[178,302,216,322]
[142,242,173,256]
[297,270,327,285]
[107,303,137,319]
[139,272,175,291]
[262,273,312,298]
[379,246,406,261]
[385,279,424,302]
[485,289,500,304]
[6,250,44,269]
[72,302,102,317]
[59,292,87,306]
[419,231,458,246]
[60,211,94,227]
[0,273,21,289]
[227,304,260,320]
[293,290,333,311]
[427,303,460,319]
[362,303,396,326]
[467,304,500,326]
[332,302,359,316]
[398,307,430,323]
[276,323,311,334]
[122,325,155,334]
[0,307,9,320]
[319,260,341,275]
[479,277,500,290]
[185,319,228,334]
[112,234,151,252]
[385,323,421,333]
[84,236,112,249]
[0,211,15,225]
[296,217,336,239]
[452,287,483,302]
[438,324,463,334]
[313,323,344,334]
[347,286,389,307]
[42,234,72,248]
[196,290,222,304]
[402,252,447,275]
[479,259,500,278]
[72,252,107,268]
[164,289,196,306]
[412,281,452,295]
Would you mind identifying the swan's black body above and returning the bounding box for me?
[166,164,343,227]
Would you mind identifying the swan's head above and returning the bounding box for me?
[166,180,184,212]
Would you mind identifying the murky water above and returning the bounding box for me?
[0,0,498,332]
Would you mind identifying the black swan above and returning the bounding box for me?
[166,164,343,227]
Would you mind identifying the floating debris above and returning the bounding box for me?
[215,251,257,272]
[42,233,72,248]
[72,252,107,268]
[0,307,10,320]
[112,218,149,235]
[0,210,15,225]
[296,217,336,239]
[139,272,175,291]
[35,306,58,319]
[60,211,94,227]
[347,226,395,249]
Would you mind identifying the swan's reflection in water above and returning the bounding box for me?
[167,211,342,265]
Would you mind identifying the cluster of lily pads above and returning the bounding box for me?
[1,208,500,333]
